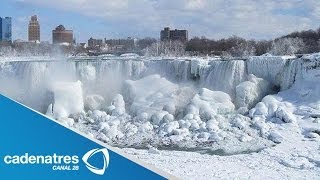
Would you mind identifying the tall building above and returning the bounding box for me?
[0,17,12,42]
[160,27,188,42]
[28,15,40,42]
[52,25,73,44]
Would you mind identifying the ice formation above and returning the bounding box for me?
[46,81,84,120]
[0,54,319,155]
[235,74,272,111]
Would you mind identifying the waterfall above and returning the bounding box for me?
[0,56,316,113]
[199,60,246,98]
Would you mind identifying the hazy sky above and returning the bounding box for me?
[1,0,320,42]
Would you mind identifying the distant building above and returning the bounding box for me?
[0,17,12,42]
[105,37,135,51]
[28,15,40,42]
[52,25,73,44]
[160,27,188,42]
[79,43,86,48]
[88,37,103,48]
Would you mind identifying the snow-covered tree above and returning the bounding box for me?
[143,41,186,57]
[228,41,256,58]
[0,46,16,56]
[269,37,305,55]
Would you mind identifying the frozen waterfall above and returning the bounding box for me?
[0,56,306,113]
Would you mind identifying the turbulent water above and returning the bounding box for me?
[0,55,316,154]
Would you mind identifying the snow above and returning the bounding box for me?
[199,60,246,97]
[247,56,287,86]
[124,74,180,118]
[79,65,96,82]
[46,81,84,119]
[1,54,320,179]
[85,94,105,111]
[108,94,126,116]
[120,58,320,178]
[187,88,234,120]
[120,53,140,58]
[121,133,320,179]
[235,74,272,110]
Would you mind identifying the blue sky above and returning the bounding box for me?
[1,0,319,43]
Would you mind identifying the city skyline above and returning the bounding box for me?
[1,0,320,42]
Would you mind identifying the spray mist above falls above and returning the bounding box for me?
[0,54,319,154]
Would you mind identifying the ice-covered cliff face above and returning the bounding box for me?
[1,55,319,153]
[0,56,303,111]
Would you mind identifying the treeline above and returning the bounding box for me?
[280,28,320,54]
[185,36,272,57]
[140,27,320,57]
[186,27,320,57]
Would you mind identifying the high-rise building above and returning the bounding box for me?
[0,17,12,42]
[52,25,73,44]
[28,15,40,42]
[160,27,188,42]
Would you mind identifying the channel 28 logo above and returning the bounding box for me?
[82,148,110,175]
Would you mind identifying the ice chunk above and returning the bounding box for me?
[235,74,271,110]
[109,94,126,116]
[268,131,283,143]
[124,74,179,116]
[188,88,235,121]
[46,81,84,119]
[85,94,105,111]
[275,106,296,123]
[58,117,75,127]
